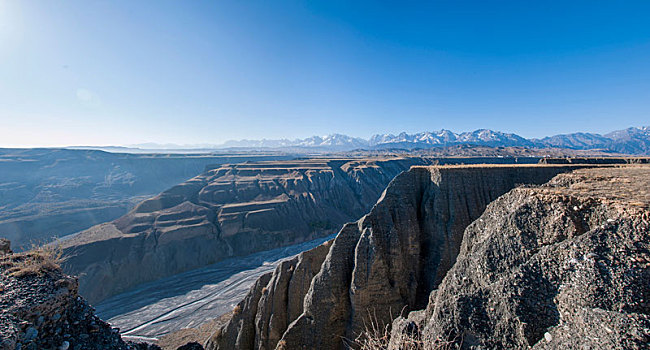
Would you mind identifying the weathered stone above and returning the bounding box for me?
[0,248,161,350]
[0,239,11,255]
[411,167,650,349]
[280,165,581,350]
[176,342,204,350]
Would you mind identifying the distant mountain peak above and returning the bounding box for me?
[218,126,650,155]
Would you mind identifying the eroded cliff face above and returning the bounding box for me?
[61,157,431,303]
[205,241,331,350]
[207,165,580,350]
[392,167,650,349]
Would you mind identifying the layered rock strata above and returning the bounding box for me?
[207,164,581,350]
[0,148,290,249]
[62,157,431,303]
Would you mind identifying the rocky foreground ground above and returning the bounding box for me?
[0,239,161,350]
[206,165,649,349]
[394,166,650,349]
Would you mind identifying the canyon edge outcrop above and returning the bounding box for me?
[0,244,160,350]
[396,166,650,349]
[207,164,593,350]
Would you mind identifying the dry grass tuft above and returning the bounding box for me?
[232,304,242,315]
[349,312,455,350]
[2,243,65,278]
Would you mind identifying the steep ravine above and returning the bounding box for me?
[0,149,292,250]
[94,235,335,341]
[61,157,433,303]
[206,165,582,350]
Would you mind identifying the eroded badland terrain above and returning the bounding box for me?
[1,155,649,349]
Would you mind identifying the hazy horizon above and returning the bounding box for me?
[0,124,646,149]
[2,1,649,147]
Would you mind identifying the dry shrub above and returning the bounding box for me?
[349,311,455,350]
[4,243,65,278]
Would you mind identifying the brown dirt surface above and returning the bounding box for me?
[156,313,231,350]
[540,165,650,209]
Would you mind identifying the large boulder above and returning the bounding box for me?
[0,239,10,255]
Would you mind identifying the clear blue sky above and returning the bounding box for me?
[1,1,649,147]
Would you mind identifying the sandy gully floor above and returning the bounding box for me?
[94,235,334,342]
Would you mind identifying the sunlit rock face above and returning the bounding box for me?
[0,148,288,250]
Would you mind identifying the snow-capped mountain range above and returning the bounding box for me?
[219,126,650,155]
[369,129,531,148]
